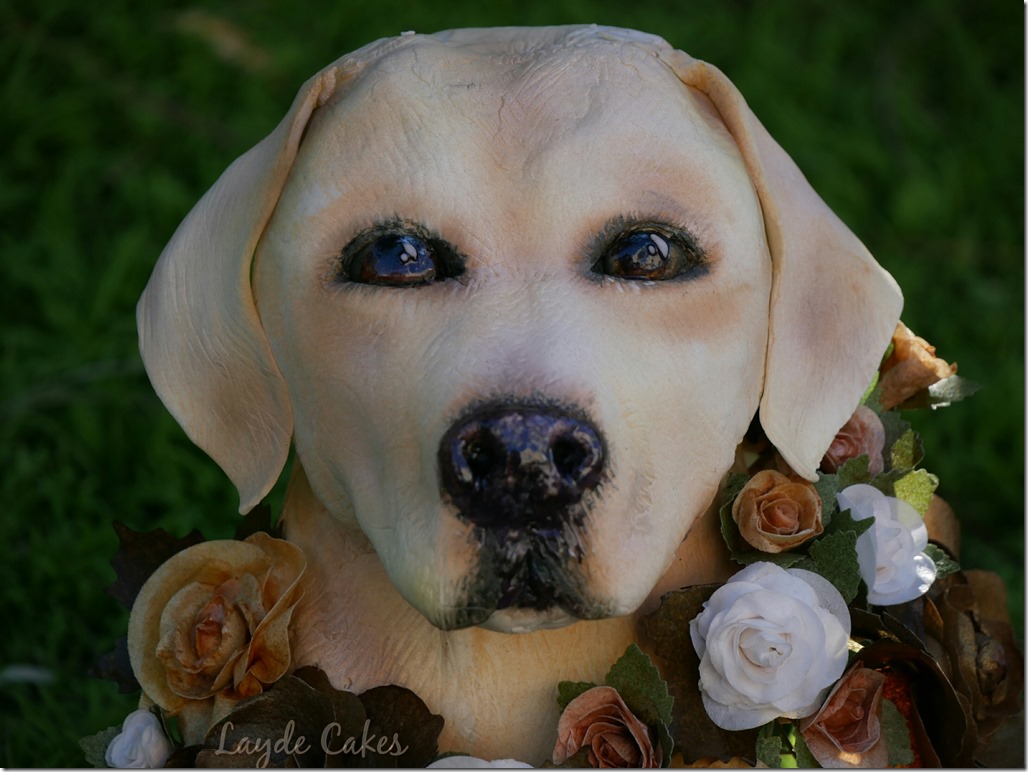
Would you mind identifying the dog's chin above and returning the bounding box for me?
[418,572,616,633]
[477,606,581,634]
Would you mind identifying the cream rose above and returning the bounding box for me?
[690,562,850,731]
[127,532,306,743]
[104,709,174,769]
[820,405,886,476]
[836,484,937,606]
[552,686,661,768]
[732,470,823,553]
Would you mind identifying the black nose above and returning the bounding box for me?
[438,402,606,532]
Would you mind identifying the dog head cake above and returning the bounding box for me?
[122,26,1008,767]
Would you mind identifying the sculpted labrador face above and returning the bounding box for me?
[251,38,770,632]
[138,26,902,758]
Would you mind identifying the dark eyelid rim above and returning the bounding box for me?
[586,215,709,282]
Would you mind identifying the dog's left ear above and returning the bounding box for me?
[660,50,903,480]
[137,67,344,513]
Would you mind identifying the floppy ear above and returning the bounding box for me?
[137,67,345,513]
[661,51,903,480]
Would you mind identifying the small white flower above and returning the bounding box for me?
[690,562,850,731]
[836,484,937,606]
[427,757,533,768]
[104,709,173,769]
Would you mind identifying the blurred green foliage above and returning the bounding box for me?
[1,1,1022,766]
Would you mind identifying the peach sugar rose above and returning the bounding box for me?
[732,469,823,553]
[127,532,306,743]
[553,686,661,768]
[800,664,888,768]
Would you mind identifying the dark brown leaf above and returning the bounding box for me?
[108,521,204,610]
[201,676,334,768]
[90,634,139,693]
[353,685,444,768]
[293,666,373,769]
[974,710,1025,767]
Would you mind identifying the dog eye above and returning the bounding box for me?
[593,229,704,281]
[338,227,464,287]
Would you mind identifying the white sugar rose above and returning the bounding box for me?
[104,709,174,768]
[836,484,937,606]
[690,562,850,731]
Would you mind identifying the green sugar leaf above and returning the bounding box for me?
[837,455,871,488]
[813,472,840,527]
[928,375,981,404]
[879,410,913,457]
[79,725,122,768]
[604,644,674,727]
[809,530,863,603]
[889,428,924,473]
[824,505,875,540]
[892,469,939,515]
[556,680,598,712]
[756,732,785,768]
[898,375,982,410]
[881,698,915,766]
[790,726,820,768]
[924,543,961,579]
[718,473,749,554]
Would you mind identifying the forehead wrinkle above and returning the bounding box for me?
[306,69,487,192]
[488,50,661,174]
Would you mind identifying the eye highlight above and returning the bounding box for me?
[591,222,706,282]
[336,223,465,287]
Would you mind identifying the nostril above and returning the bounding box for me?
[551,434,587,479]
[464,430,503,482]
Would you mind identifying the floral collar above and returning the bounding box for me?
[83,323,1022,768]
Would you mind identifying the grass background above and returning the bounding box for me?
[2,0,1022,766]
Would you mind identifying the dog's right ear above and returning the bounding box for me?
[137,67,344,514]
[658,48,903,480]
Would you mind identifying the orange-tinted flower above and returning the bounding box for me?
[128,533,305,743]
[553,686,661,768]
[732,470,823,553]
